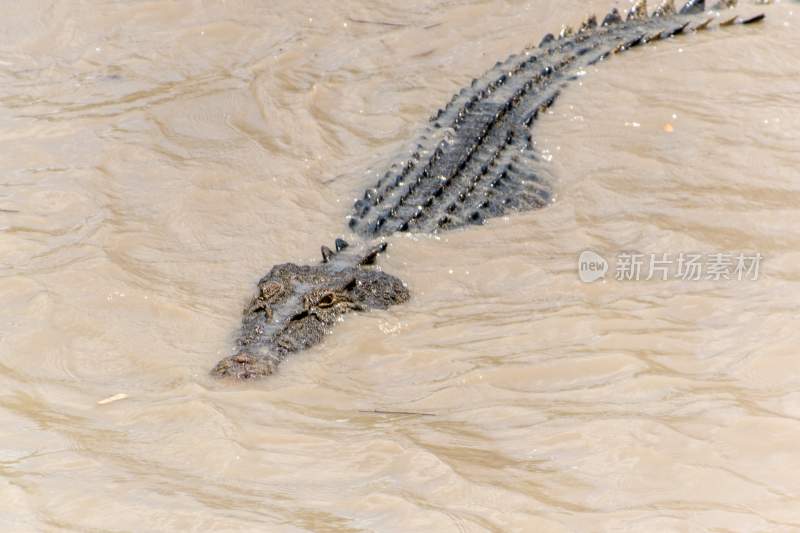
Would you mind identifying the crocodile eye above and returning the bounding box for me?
[317,294,336,308]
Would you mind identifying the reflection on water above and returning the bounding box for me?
[1,0,799,530]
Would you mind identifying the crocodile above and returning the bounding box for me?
[212,0,766,379]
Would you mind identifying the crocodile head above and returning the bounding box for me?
[212,239,409,380]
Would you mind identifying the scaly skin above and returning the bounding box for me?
[214,0,765,379]
[213,241,409,379]
[348,0,763,236]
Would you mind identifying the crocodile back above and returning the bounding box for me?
[347,1,763,237]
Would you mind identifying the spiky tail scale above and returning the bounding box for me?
[347,0,765,238]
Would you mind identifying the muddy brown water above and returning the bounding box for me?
[2,1,800,531]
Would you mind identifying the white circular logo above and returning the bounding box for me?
[578,250,608,283]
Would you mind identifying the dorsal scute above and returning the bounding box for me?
[347,0,768,239]
[653,0,677,18]
[711,0,737,9]
[334,238,349,252]
[693,16,714,30]
[579,15,598,33]
[602,8,623,26]
[680,0,705,15]
[539,33,555,47]
[627,0,648,21]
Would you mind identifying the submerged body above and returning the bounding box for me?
[213,0,765,379]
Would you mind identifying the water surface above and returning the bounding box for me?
[1,1,799,531]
